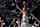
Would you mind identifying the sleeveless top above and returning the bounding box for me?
[22,13,28,22]
[22,13,26,22]
[23,13,26,18]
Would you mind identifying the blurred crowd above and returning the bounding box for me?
[0,0,40,27]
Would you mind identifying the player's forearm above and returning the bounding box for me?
[18,8,23,13]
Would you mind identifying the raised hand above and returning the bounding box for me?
[16,5,19,9]
[16,5,23,13]
[17,6,19,9]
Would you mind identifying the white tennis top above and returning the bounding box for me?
[23,13,26,18]
[22,13,28,22]
[22,13,26,21]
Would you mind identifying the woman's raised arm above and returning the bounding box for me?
[17,6,24,13]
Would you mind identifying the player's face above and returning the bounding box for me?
[23,1,25,4]
[0,17,1,21]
